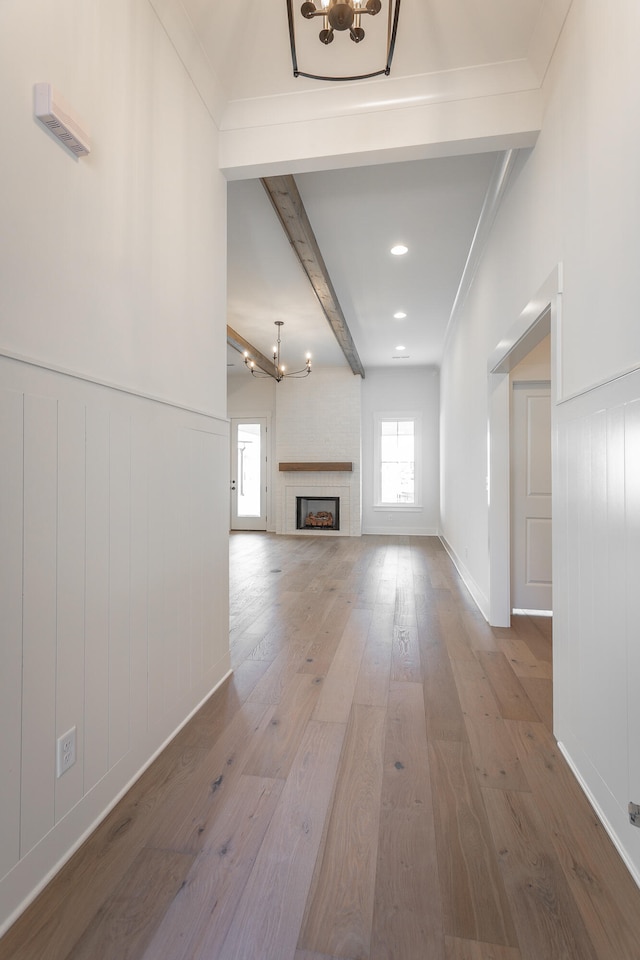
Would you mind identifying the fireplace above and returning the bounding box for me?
[296,496,340,531]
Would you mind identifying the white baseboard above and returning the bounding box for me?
[439,536,490,620]
[362,525,439,536]
[557,737,640,891]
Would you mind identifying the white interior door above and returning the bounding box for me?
[230,418,267,531]
[511,382,552,611]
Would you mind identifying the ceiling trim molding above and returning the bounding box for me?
[147,0,227,125]
[227,325,279,379]
[219,90,541,181]
[261,175,366,378]
[220,60,539,133]
[444,149,520,350]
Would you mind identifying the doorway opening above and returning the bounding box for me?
[510,340,552,614]
[230,418,267,531]
[487,265,561,627]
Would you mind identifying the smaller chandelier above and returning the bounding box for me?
[301,0,382,45]
[244,322,312,383]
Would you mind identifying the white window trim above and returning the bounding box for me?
[373,411,422,508]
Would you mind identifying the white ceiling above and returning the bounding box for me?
[181,0,570,376]
[181,0,560,104]
[227,152,501,372]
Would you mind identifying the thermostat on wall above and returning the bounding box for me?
[34,82,91,157]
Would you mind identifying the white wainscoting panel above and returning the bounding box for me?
[55,400,87,825]
[109,412,133,770]
[0,389,24,878]
[0,355,230,931]
[555,368,640,881]
[84,405,111,794]
[21,394,58,856]
[626,399,640,822]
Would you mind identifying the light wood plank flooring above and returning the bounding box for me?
[2,533,640,959]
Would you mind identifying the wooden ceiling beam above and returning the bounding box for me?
[227,325,278,379]
[261,175,365,379]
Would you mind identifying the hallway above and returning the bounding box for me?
[2,533,640,959]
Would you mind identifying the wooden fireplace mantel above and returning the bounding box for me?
[279,461,353,472]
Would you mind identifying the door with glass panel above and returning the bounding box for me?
[230,418,267,530]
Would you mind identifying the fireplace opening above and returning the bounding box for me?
[296,496,340,531]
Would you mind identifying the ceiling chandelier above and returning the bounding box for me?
[286,0,401,82]
[244,322,312,382]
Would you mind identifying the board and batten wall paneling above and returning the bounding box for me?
[21,394,58,857]
[188,431,205,683]
[55,400,87,825]
[130,417,151,759]
[0,389,24,877]
[108,413,133,769]
[84,405,112,794]
[626,398,640,818]
[555,368,640,879]
[0,356,230,932]
[197,430,220,675]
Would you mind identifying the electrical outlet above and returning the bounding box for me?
[56,726,76,778]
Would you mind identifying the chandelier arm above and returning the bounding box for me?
[286,0,300,75]
[248,365,311,382]
[385,0,401,71]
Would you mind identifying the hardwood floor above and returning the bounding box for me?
[2,533,640,959]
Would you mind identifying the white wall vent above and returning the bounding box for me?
[34,83,90,157]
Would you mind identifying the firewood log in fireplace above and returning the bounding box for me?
[305,511,334,528]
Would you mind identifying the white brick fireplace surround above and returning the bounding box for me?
[281,475,355,537]
[274,369,362,536]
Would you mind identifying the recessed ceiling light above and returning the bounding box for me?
[393,311,407,319]
[390,244,408,256]
[395,345,406,351]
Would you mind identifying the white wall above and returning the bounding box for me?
[361,367,440,535]
[440,0,640,880]
[0,0,229,931]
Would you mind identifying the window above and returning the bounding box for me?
[376,416,419,505]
